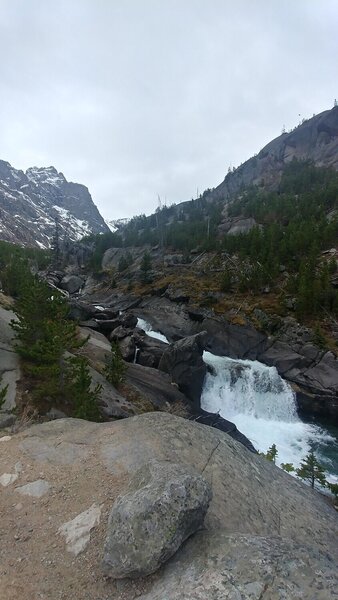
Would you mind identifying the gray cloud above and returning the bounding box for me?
[0,0,337,220]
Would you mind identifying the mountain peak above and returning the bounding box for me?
[212,106,338,201]
[0,160,108,248]
[26,165,66,188]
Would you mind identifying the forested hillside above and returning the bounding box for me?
[86,160,338,322]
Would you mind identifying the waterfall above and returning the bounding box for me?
[202,352,297,422]
[201,351,336,476]
[137,318,169,344]
[133,346,140,364]
[134,319,337,480]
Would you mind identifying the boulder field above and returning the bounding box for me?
[1,413,337,599]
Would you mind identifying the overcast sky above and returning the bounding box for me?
[0,0,337,221]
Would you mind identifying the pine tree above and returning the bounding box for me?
[296,260,313,318]
[266,443,278,463]
[11,273,83,404]
[104,342,126,388]
[319,261,331,309]
[66,356,102,421]
[296,449,327,489]
[327,482,338,507]
[140,251,152,283]
[1,257,31,298]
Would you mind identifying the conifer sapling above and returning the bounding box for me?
[296,449,327,489]
[104,342,126,388]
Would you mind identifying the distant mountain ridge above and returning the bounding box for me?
[0,161,109,248]
[210,105,338,202]
[110,106,338,242]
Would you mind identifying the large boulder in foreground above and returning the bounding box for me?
[2,414,337,599]
[102,460,212,578]
[159,332,207,406]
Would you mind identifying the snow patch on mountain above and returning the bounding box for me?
[105,217,130,232]
[0,160,109,248]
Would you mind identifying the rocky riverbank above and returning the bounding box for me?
[69,279,338,423]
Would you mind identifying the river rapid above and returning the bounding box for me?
[137,318,338,481]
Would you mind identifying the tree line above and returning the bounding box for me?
[86,160,338,321]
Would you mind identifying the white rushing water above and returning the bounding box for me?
[202,351,337,477]
[135,318,337,479]
[137,318,169,344]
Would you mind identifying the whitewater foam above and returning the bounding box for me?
[137,318,169,344]
[201,351,337,478]
[133,321,337,480]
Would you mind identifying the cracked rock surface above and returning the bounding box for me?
[1,413,337,599]
[138,531,338,600]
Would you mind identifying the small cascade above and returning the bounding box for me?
[133,346,140,364]
[136,318,169,344]
[132,321,338,480]
[202,352,297,422]
[201,351,337,476]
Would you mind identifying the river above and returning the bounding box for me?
[137,318,338,482]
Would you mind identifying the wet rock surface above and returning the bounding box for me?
[126,362,189,409]
[80,291,338,421]
[159,332,207,406]
[131,296,193,341]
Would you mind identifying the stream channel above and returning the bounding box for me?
[137,318,338,482]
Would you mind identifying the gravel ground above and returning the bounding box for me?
[0,430,154,600]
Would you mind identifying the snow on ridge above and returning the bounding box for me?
[26,166,65,187]
[1,159,108,247]
[53,205,93,240]
[53,205,71,219]
[106,217,130,232]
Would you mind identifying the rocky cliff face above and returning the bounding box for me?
[211,105,338,201]
[0,161,109,248]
